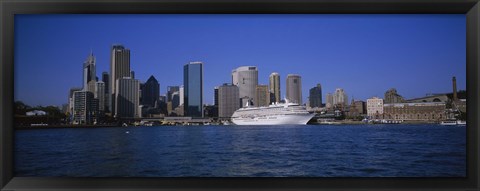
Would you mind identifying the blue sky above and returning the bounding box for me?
[14,14,466,107]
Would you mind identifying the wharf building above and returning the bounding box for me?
[269,72,281,104]
[255,85,270,107]
[218,83,239,118]
[115,77,140,118]
[367,97,384,119]
[383,102,446,121]
[286,74,302,104]
[110,44,131,116]
[184,62,204,118]
[232,66,258,107]
[309,84,322,108]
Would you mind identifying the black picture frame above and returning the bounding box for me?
[1,0,479,190]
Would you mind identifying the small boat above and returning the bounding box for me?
[440,121,458,126]
[456,120,467,126]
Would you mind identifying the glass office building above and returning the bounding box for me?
[184,62,204,117]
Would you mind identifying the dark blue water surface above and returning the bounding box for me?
[15,124,466,177]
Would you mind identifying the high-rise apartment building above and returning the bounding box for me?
[333,88,348,107]
[255,85,270,107]
[72,90,97,124]
[309,83,322,108]
[269,72,281,104]
[218,83,239,118]
[110,45,131,115]
[232,66,258,107]
[184,62,203,117]
[141,75,160,107]
[326,93,333,109]
[115,77,140,118]
[286,74,302,104]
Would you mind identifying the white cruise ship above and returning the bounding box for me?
[231,100,315,125]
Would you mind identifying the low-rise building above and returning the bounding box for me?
[367,97,383,119]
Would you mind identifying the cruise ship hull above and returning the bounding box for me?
[232,113,315,125]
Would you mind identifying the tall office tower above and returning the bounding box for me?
[326,93,333,109]
[286,74,302,104]
[218,83,239,118]
[452,76,458,101]
[214,87,219,106]
[115,77,140,118]
[232,66,258,107]
[110,44,131,116]
[95,81,105,114]
[309,83,322,108]
[102,72,110,112]
[141,75,160,107]
[255,85,270,107]
[83,52,96,92]
[184,62,204,117]
[269,72,281,104]
[72,90,96,124]
[333,88,348,107]
[179,86,184,106]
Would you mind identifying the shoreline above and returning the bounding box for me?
[15,120,447,130]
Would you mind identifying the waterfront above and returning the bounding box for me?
[15,124,466,177]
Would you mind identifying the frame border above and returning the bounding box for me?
[1,0,479,190]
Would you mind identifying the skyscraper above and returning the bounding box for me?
[115,77,140,118]
[255,85,270,107]
[102,72,110,112]
[269,72,281,104]
[286,74,302,104]
[83,52,96,92]
[141,75,160,107]
[179,85,184,106]
[218,83,239,118]
[232,66,258,107]
[214,87,219,106]
[184,62,203,117]
[333,88,348,107]
[309,83,322,108]
[110,44,131,115]
[95,81,105,114]
[326,93,333,109]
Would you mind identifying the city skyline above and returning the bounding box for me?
[15,14,466,107]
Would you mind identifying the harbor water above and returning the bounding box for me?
[15,124,466,177]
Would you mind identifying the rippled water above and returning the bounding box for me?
[15,124,466,177]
